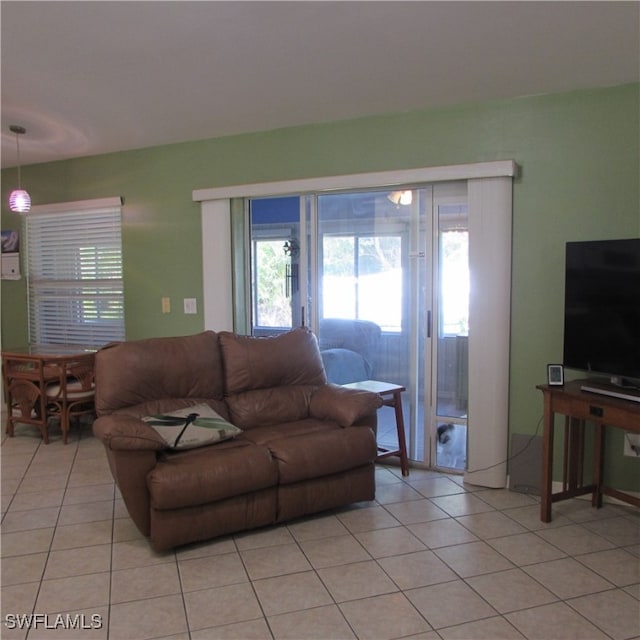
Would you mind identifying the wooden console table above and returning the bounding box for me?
[537,379,640,522]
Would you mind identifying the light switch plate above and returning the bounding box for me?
[184,298,197,314]
[1,253,20,280]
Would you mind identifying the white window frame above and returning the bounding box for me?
[25,197,125,347]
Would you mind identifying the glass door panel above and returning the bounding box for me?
[434,202,469,471]
[409,188,431,464]
[315,189,419,458]
[247,185,469,471]
[321,235,403,330]
[249,196,302,335]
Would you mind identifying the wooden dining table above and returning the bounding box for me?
[2,344,98,444]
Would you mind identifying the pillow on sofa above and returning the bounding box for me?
[142,403,242,450]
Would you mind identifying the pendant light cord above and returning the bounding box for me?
[15,131,22,189]
[8,125,31,213]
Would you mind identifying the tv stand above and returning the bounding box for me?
[581,379,640,404]
[537,380,640,522]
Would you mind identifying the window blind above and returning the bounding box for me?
[25,199,125,346]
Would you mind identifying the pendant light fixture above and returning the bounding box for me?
[8,125,31,213]
[387,190,413,207]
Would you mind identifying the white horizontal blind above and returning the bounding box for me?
[25,199,124,346]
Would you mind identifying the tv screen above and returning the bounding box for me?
[563,238,640,384]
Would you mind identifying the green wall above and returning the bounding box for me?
[2,83,639,489]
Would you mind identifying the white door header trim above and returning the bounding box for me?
[193,160,517,202]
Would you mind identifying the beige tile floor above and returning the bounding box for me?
[1,420,639,640]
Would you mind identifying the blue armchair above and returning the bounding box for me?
[318,319,381,385]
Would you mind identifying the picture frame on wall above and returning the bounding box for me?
[1,230,20,280]
[547,364,564,386]
[1,229,19,253]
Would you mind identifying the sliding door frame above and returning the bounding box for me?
[193,159,517,487]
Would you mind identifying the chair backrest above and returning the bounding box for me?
[67,355,94,387]
[46,354,95,400]
[318,318,381,381]
[2,354,50,417]
[320,348,370,385]
[319,319,381,363]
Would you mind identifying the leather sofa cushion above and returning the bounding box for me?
[219,328,327,395]
[265,426,377,484]
[226,385,315,429]
[148,441,277,510]
[240,418,338,446]
[95,331,224,415]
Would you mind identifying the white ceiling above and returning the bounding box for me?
[2,1,639,168]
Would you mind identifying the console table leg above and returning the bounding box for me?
[593,423,605,508]
[541,397,554,523]
[566,417,583,493]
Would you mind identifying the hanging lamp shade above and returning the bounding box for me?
[9,189,31,213]
[8,125,31,214]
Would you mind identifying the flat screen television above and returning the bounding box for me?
[563,238,640,400]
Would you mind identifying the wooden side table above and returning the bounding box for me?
[342,379,410,476]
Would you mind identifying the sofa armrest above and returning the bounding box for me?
[93,415,165,537]
[93,415,166,451]
[309,384,382,426]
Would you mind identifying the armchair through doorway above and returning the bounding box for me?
[318,318,381,385]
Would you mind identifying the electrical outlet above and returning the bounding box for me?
[623,433,640,457]
[161,297,171,314]
[183,298,197,314]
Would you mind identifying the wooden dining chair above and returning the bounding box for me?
[45,354,96,444]
[2,354,53,443]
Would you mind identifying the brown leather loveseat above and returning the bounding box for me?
[93,327,381,551]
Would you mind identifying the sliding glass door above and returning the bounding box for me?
[248,182,468,471]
